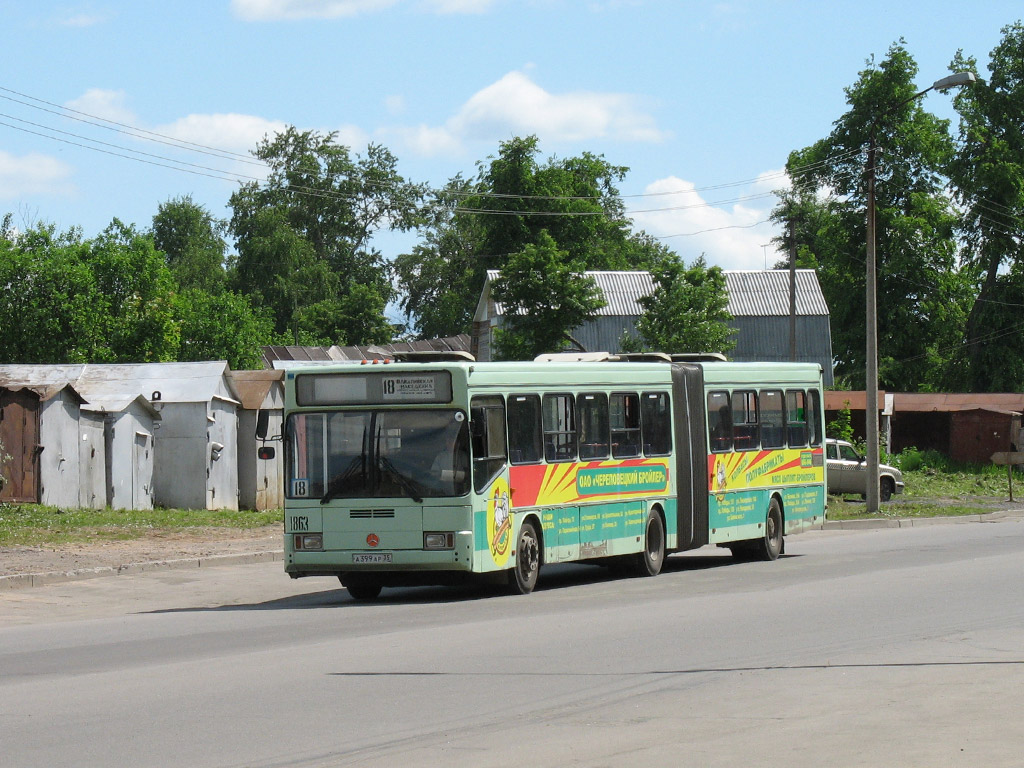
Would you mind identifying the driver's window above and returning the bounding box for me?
[840,444,860,461]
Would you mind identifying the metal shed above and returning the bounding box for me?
[0,365,101,507]
[472,269,834,384]
[74,362,241,511]
[229,369,284,511]
[79,395,160,511]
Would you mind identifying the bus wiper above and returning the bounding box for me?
[378,457,425,504]
[321,455,366,504]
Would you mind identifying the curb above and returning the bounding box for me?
[0,549,284,592]
[821,515,987,531]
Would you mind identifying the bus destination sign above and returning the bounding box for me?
[382,374,437,401]
[296,370,453,406]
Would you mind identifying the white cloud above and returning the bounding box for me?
[332,124,372,149]
[629,175,784,270]
[419,0,497,12]
[386,70,666,157]
[155,113,290,155]
[64,89,136,124]
[231,0,399,20]
[452,71,666,142]
[231,0,498,18]
[0,151,74,200]
[55,12,106,27]
[386,124,464,157]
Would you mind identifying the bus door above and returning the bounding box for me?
[471,395,515,573]
[671,364,709,550]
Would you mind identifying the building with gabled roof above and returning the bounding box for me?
[472,269,833,384]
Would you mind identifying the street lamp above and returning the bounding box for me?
[864,71,976,514]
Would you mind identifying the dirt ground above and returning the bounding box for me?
[0,525,283,577]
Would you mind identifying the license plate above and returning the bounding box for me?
[352,553,392,564]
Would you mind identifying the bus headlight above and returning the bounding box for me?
[294,534,323,551]
[423,532,454,550]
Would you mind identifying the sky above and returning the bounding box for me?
[1,0,1021,290]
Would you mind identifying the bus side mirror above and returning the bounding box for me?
[256,409,270,440]
[258,446,275,460]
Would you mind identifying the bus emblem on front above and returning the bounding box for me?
[367,534,380,548]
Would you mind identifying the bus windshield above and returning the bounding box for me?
[285,409,470,502]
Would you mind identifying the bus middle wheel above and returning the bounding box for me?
[634,510,666,577]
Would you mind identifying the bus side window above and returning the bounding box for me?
[508,394,542,464]
[577,393,609,460]
[732,390,759,451]
[707,390,732,452]
[610,393,641,458]
[543,393,577,462]
[640,391,672,456]
[760,389,785,448]
[786,390,808,447]
[470,395,507,493]
[807,389,823,446]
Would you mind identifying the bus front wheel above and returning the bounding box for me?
[752,498,783,561]
[634,510,666,577]
[509,520,540,595]
[342,577,383,601]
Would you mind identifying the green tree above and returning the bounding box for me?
[152,196,228,293]
[230,127,425,344]
[395,136,671,338]
[778,42,969,391]
[946,22,1024,391]
[621,255,735,355]
[0,221,178,363]
[393,176,485,339]
[173,289,279,370]
[491,232,606,360]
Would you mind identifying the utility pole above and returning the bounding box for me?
[789,220,797,362]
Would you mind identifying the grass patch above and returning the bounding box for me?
[0,503,282,548]
[826,495,993,521]
[825,453,1023,521]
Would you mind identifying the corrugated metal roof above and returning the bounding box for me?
[74,362,239,405]
[484,269,829,318]
[261,335,472,367]
[725,270,830,316]
[0,362,239,407]
[0,365,88,402]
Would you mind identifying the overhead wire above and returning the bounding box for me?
[0,81,846,219]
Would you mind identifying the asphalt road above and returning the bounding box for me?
[2,519,1023,768]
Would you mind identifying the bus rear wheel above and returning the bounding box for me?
[634,511,666,577]
[509,520,540,595]
[752,498,783,561]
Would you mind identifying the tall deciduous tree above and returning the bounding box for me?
[621,255,734,355]
[395,136,671,339]
[491,232,606,360]
[152,196,228,294]
[777,42,968,391]
[229,127,425,345]
[947,22,1024,392]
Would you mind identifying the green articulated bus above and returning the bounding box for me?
[267,352,827,600]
